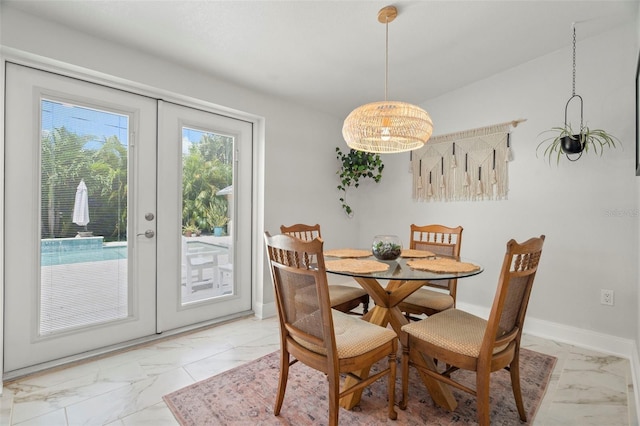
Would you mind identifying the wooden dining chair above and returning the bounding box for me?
[264,232,398,425]
[398,224,463,320]
[400,235,545,426]
[280,223,369,315]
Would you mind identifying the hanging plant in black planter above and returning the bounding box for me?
[336,147,384,216]
[538,123,619,164]
[537,24,619,164]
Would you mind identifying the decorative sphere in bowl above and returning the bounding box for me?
[371,235,402,261]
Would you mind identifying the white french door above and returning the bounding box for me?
[157,101,253,331]
[4,63,158,372]
[4,64,254,374]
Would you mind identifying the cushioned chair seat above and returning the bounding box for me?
[401,288,454,312]
[402,309,507,358]
[328,285,368,307]
[294,309,397,358]
[295,284,367,311]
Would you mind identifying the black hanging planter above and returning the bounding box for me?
[560,94,585,161]
[560,134,584,154]
[536,25,619,164]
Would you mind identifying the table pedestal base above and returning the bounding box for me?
[339,302,457,412]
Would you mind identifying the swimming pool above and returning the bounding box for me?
[41,238,127,266]
[41,238,227,266]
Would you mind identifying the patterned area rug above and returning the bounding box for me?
[164,348,556,425]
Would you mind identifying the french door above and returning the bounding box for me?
[156,101,253,331]
[4,64,157,372]
[4,63,252,374]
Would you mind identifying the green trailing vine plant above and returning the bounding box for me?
[335,147,384,216]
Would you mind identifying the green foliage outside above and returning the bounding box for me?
[182,133,233,233]
[41,127,232,241]
[41,127,128,241]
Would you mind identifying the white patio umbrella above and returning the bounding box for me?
[216,185,232,196]
[72,179,90,230]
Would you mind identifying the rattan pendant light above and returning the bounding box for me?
[342,6,433,154]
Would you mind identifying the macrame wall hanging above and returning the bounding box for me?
[411,119,525,202]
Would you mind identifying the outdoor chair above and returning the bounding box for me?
[182,236,219,293]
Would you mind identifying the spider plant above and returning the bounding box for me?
[537,25,620,164]
[537,124,619,164]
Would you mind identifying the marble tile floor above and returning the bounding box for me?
[0,315,636,425]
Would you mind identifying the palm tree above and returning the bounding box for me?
[90,136,128,241]
[41,127,92,237]
[182,142,232,232]
[198,133,233,164]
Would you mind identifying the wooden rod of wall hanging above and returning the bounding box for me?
[425,118,527,145]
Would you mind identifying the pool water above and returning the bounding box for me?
[42,245,127,266]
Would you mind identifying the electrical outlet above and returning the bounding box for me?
[601,289,614,306]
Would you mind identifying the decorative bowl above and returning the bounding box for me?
[371,235,402,261]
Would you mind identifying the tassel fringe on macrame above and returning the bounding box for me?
[411,120,523,202]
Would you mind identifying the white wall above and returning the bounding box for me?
[357,23,638,343]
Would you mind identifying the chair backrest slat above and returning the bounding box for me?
[280,223,322,241]
[410,224,463,293]
[280,224,322,264]
[410,224,462,256]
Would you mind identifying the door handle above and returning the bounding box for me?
[137,230,155,238]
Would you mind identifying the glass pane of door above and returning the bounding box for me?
[40,100,130,335]
[181,128,234,303]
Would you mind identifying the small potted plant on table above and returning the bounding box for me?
[205,198,229,236]
[182,224,199,237]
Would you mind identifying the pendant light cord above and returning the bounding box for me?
[384,16,389,102]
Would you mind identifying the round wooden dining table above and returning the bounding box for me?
[325,253,483,411]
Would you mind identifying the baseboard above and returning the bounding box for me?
[457,301,636,358]
[253,300,276,319]
[458,301,640,425]
[630,347,640,425]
